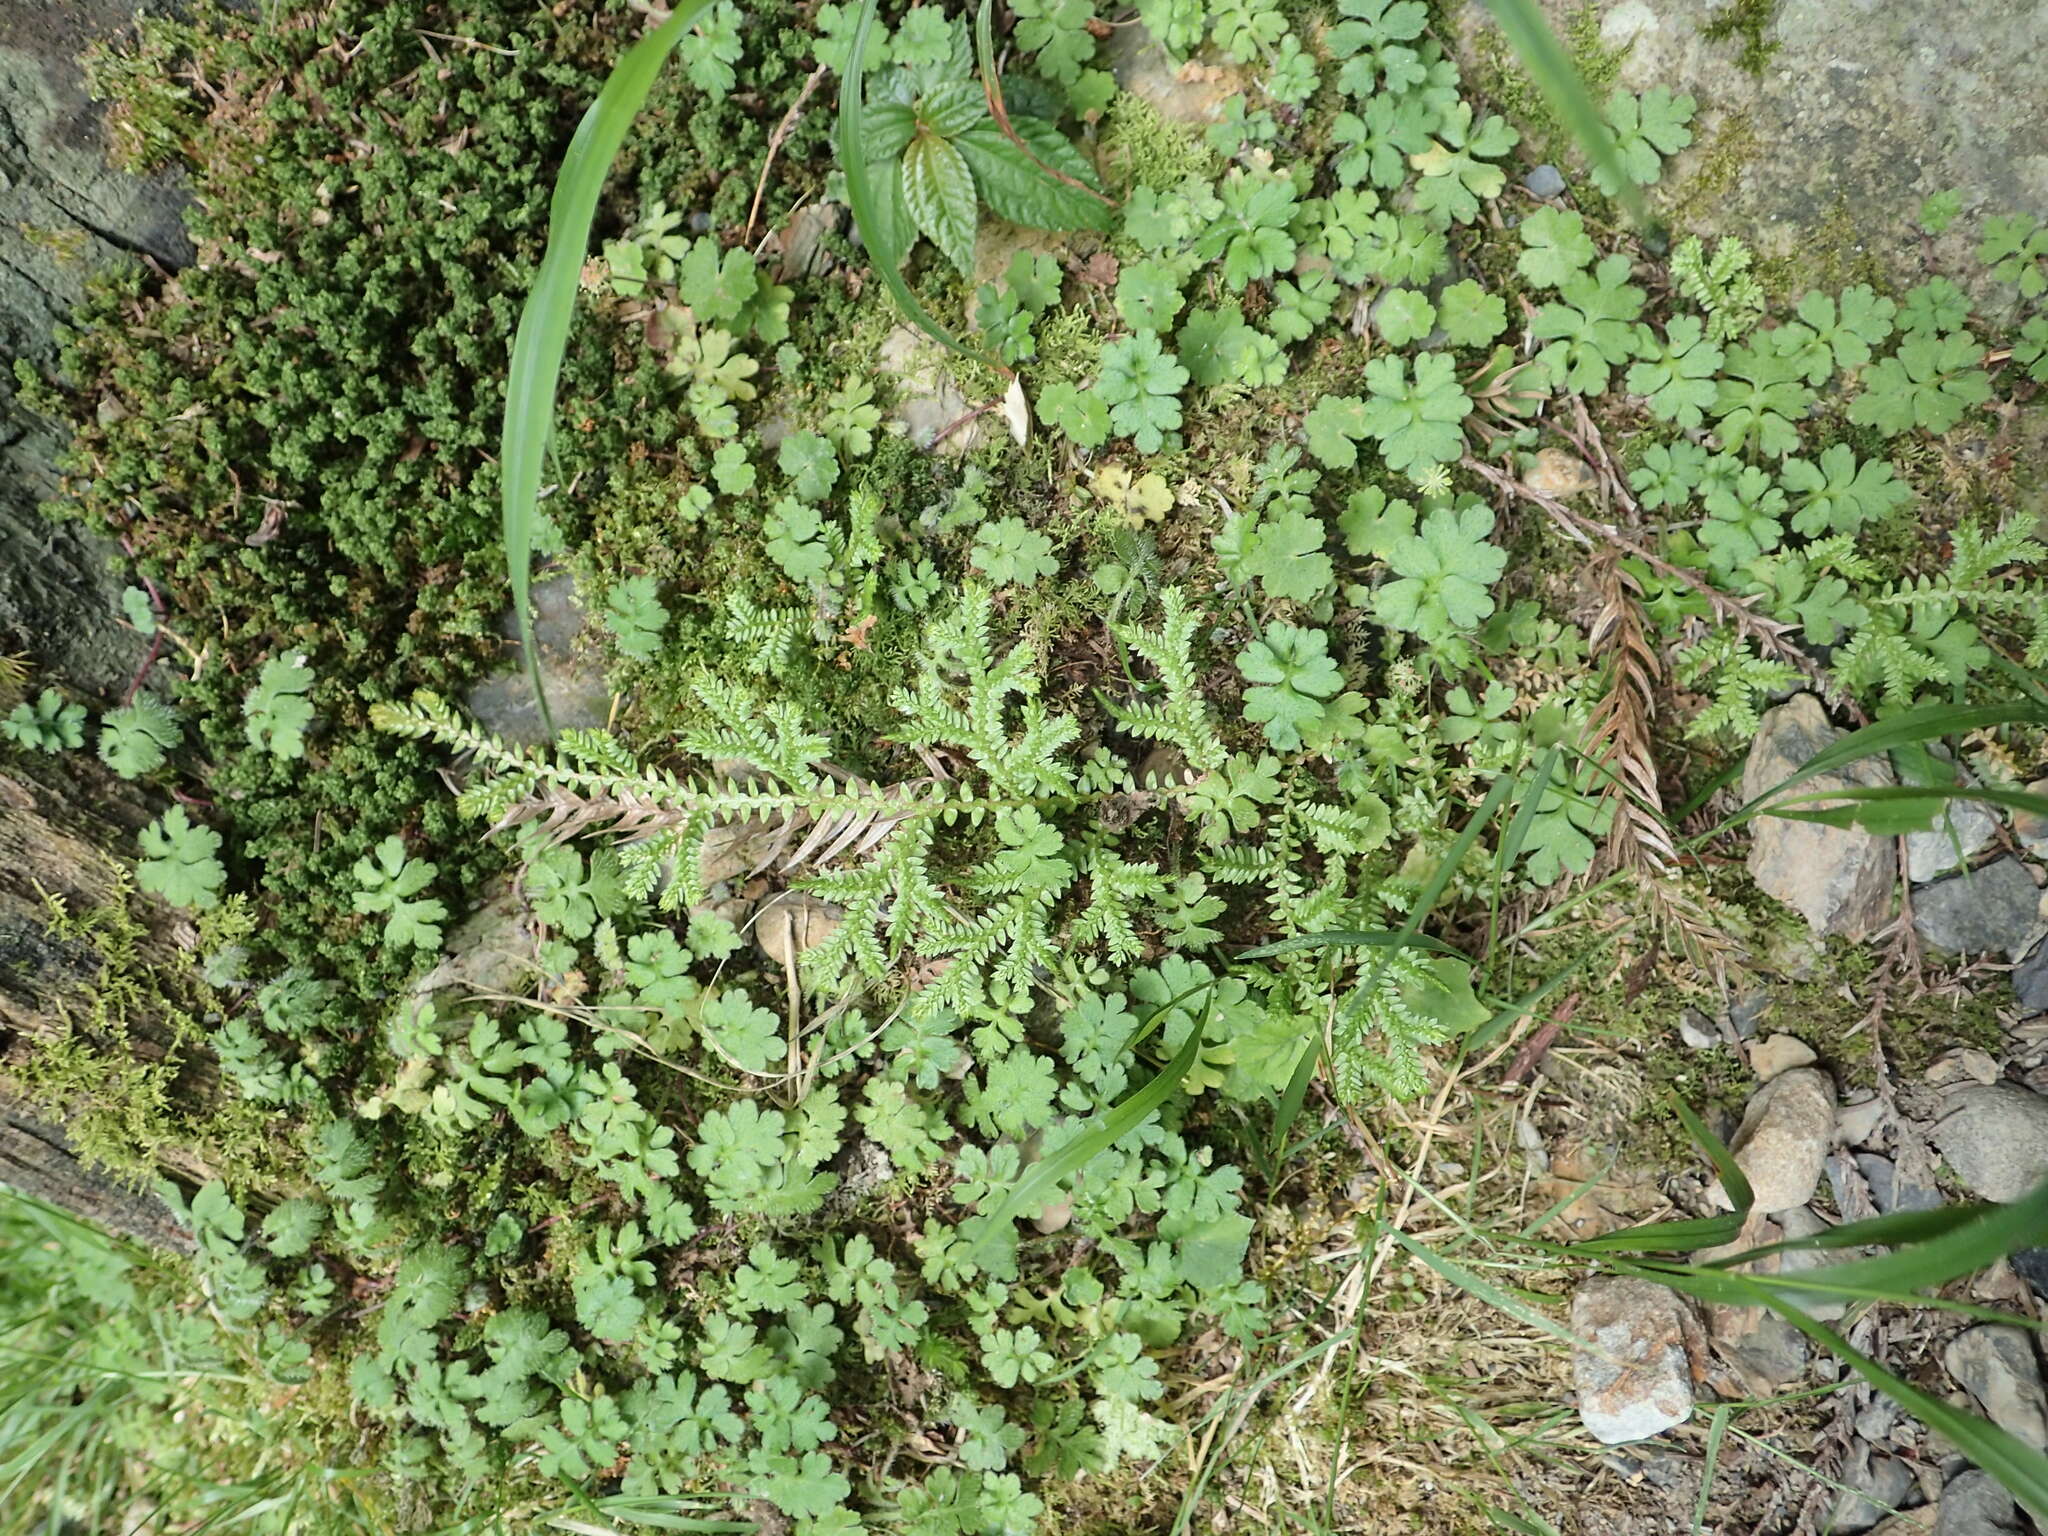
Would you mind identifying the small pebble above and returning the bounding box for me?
[1523,163,1566,198]
[1749,1032,1818,1080]
[1679,1008,1719,1050]
[1730,991,1772,1039]
[1925,1046,2001,1088]
[1726,1067,1836,1213]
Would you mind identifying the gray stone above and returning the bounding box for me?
[1679,1008,1719,1050]
[1836,1094,1891,1149]
[1856,1153,1944,1215]
[1460,0,2048,311]
[1906,800,2001,884]
[1706,1292,1809,1390]
[1522,163,1566,198]
[1827,1447,1917,1536]
[1931,1084,2048,1203]
[1912,859,2044,960]
[464,576,612,746]
[2011,1248,2048,1303]
[1750,1032,1818,1080]
[2015,940,2048,1016]
[1728,1067,1836,1213]
[0,3,195,695]
[1741,696,1897,941]
[876,325,988,456]
[1934,1471,2021,1536]
[1943,1325,2048,1452]
[1569,1277,1697,1444]
[1730,991,1772,1039]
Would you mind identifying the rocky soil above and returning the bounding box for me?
[1566,696,2048,1535]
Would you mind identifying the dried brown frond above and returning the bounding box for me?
[1583,552,1676,876]
[490,781,924,884]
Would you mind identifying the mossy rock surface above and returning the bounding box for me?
[1459,0,2048,302]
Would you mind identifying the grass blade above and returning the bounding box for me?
[501,0,718,735]
[968,989,1211,1257]
[1691,1406,1730,1536]
[1763,782,2048,835]
[1729,1177,2048,1302]
[1720,701,2048,834]
[1478,0,1642,223]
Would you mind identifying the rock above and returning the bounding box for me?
[1741,696,1898,941]
[464,575,612,745]
[1750,1032,1818,1080]
[1906,800,2001,883]
[1457,0,2048,309]
[2014,940,2048,1016]
[1934,1471,2021,1536]
[1706,1289,1809,1390]
[1522,163,1566,199]
[412,880,533,1000]
[1827,1447,1917,1536]
[1943,1325,2048,1451]
[1102,23,1245,124]
[1855,1153,1945,1215]
[1926,1047,2003,1089]
[1,3,196,696]
[2010,1247,2048,1302]
[1836,1094,1891,1148]
[1525,447,1599,498]
[1568,1277,1697,1444]
[769,202,843,283]
[2013,780,2048,859]
[1931,1083,2048,1201]
[1912,858,2045,959]
[1727,1067,1836,1213]
[753,892,845,969]
[876,325,987,456]
[1730,990,1773,1039]
[1678,1008,1719,1050]
[1855,1398,1902,1445]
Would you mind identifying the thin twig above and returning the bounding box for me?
[744,64,830,245]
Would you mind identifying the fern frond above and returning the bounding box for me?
[1104,587,1227,775]
[1069,846,1168,962]
[1582,553,1676,874]
[723,592,805,676]
[891,584,1079,797]
[1330,948,1450,1102]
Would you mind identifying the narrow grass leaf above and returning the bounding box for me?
[1765,782,2048,835]
[1387,1230,1583,1352]
[1721,702,2048,832]
[969,990,1211,1258]
[1478,0,1642,223]
[501,0,717,736]
[1691,1406,1730,1536]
